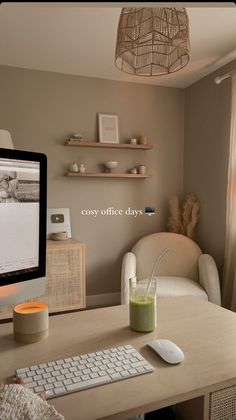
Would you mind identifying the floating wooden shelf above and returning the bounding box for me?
[65,139,152,150]
[67,172,151,179]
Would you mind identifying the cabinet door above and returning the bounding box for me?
[45,242,86,312]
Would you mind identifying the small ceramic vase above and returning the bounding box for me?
[79,164,86,173]
[139,136,148,145]
[70,162,79,172]
[138,165,146,175]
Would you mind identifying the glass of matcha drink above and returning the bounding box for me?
[129,277,157,333]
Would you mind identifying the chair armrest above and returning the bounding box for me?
[198,254,221,305]
[121,252,136,304]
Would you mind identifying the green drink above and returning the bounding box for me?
[129,278,157,332]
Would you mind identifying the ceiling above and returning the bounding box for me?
[0,4,236,88]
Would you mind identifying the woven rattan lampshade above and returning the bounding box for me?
[115,7,190,76]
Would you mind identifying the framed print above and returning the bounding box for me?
[98,113,119,143]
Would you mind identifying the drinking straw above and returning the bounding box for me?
[144,248,170,296]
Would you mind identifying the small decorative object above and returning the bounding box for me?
[71,133,87,142]
[130,138,137,145]
[50,231,68,241]
[98,114,119,144]
[131,167,138,174]
[79,164,86,173]
[115,7,190,76]
[47,208,71,239]
[70,162,79,172]
[138,165,146,175]
[139,135,148,145]
[13,302,49,343]
[167,194,200,240]
[104,161,118,173]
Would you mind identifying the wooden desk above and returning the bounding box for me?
[1,297,236,420]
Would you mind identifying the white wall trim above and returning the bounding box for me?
[86,292,121,308]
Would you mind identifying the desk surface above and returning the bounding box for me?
[1,297,236,420]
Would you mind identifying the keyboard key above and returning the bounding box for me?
[65,373,74,379]
[45,389,55,398]
[48,361,56,367]
[72,376,82,383]
[33,375,42,381]
[99,371,108,377]
[39,363,47,369]
[128,368,138,375]
[43,373,51,379]
[81,374,90,381]
[36,369,45,375]
[24,377,34,384]
[47,377,56,384]
[54,381,63,388]
[69,367,77,373]
[64,379,73,385]
[110,373,122,380]
[35,385,44,393]
[83,369,91,375]
[63,363,70,369]
[121,371,130,377]
[54,387,66,395]
[26,381,37,389]
[144,365,154,372]
[137,367,145,373]
[131,361,147,368]
[86,363,94,368]
[38,379,47,386]
[45,383,54,390]
[52,371,60,377]
[16,367,29,374]
[66,375,110,392]
[27,371,35,377]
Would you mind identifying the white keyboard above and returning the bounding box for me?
[15,345,154,399]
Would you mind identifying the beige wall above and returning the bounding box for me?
[0,65,185,296]
[184,59,236,273]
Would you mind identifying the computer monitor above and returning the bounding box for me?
[0,148,47,306]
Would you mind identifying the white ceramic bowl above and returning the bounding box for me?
[105,161,118,170]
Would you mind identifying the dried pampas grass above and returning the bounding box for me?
[167,196,182,234]
[167,194,200,241]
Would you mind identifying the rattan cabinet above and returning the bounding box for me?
[0,239,86,320]
[176,386,236,420]
[44,239,86,313]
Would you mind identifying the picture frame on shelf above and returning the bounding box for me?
[98,113,119,144]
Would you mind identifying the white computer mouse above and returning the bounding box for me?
[147,339,184,364]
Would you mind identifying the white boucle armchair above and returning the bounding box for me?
[121,232,221,306]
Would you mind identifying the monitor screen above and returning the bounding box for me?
[0,148,47,287]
